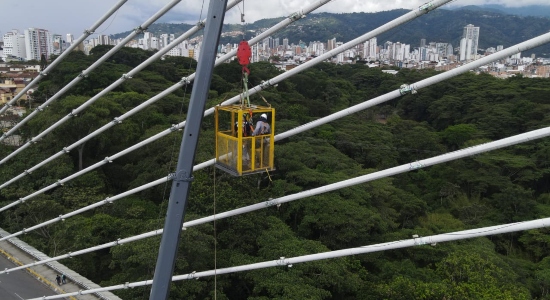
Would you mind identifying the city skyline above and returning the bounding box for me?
[1,0,550,39]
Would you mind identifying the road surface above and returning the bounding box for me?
[0,254,58,300]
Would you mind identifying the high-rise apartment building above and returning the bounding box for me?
[2,30,26,60]
[327,38,336,51]
[24,28,53,61]
[66,34,74,44]
[459,24,480,61]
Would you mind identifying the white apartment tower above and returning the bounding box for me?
[24,28,53,61]
[328,38,336,51]
[2,30,27,60]
[368,38,377,60]
[66,34,74,44]
[460,24,480,61]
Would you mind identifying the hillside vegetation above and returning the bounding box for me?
[1,46,550,299]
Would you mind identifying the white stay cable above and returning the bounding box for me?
[4,123,550,273]
[0,0,332,194]
[0,0,130,116]
[0,0,183,145]
[27,215,550,299]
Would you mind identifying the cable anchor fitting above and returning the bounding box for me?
[104,157,113,163]
[112,117,122,124]
[122,74,132,80]
[62,147,70,153]
[399,84,417,95]
[83,29,95,35]
[196,21,205,29]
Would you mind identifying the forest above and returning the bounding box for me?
[1,45,550,299]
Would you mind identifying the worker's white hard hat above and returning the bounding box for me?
[261,113,267,119]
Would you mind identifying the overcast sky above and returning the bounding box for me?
[1,0,549,38]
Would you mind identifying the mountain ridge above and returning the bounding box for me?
[110,8,550,57]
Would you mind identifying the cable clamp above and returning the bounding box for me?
[58,215,65,221]
[24,170,31,175]
[266,198,278,207]
[68,252,73,258]
[170,124,181,132]
[413,234,427,246]
[63,147,70,153]
[399,84,417,95]
[196,21,205,29]
[260,80,273,89]
[113,117,122,124]
[78,290,83,295]
[104,157,113,163]
[276,257,290,266]
[70,110,78,117]
[180,77,190,85]
[288,12,304,21]
[409,161,424,170]
[174,170,194,182]
[30,138,39,144]
[37,106,44,112]
[19,198,25,204]
[134,26,145,34]
[187,271,197,280]
[122,73,132,80]
[115,238,121,245]
[124,282,130,289]
[57,180,64,186]
[104,197,113,204]
[39,71,48,76]
[419,2,434,12]
[22,228,26,234]
[78,72,88,78]
[83,29,95,35]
